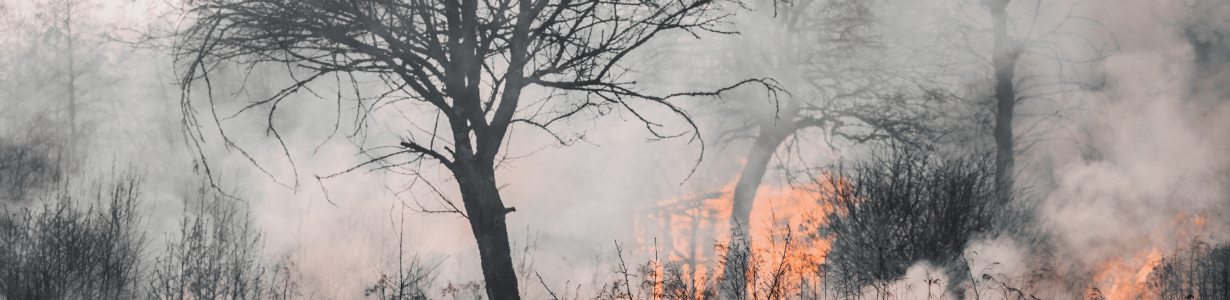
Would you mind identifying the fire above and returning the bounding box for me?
[730,180,838,276]
[637,175,1223,300]
[635,174,845,296]
[1086,212,1212,299]
[1134,248,1163,283]
[1088,247,1162,299]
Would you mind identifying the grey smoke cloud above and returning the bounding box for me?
[6,0,1230,298]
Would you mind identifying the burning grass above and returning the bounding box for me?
[620,196,1230,300]
[633,170,841,297]
[4,152,1229,300]
[629,149,1003,300]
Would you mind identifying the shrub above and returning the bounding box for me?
[146,190,297,300]
[364,256,438,300]
[0,174,146,300]
[0,128,63,203]
[819,148,995,296]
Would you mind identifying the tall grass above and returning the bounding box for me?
[0,170,311,300]
[1147,239,1230,299]
[602,148,1001,300]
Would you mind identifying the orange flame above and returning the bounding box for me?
[638,175,1226,299]
[635,174,845,296]
[1086,212,1212,299]
[1088,247,1162,299]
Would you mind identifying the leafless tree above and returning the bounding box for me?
[948,0,1116,205]
[640,0,957,294]
[366,197,445,300]
[365,255,439,300]
[166,0,778,299]
[1180,0,1230,111]
[0,0,120,174]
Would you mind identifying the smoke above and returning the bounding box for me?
[821,0,1230,297]
[915,0,1230,297]
[6,0,1230,299]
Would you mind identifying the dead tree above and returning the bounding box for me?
[900,0,1117,296]
[942,0,1115,206]
[650,0,956,295]
[0,0,107,174]
[986,0,1018,208]
[168,1,777,300]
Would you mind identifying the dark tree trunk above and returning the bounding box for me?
[169,0,750,298]
[989,0,1019,207]
[443,11,528,297]
[454,162,521,300]
[721,122,791,299]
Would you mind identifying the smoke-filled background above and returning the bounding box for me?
[2,0,1230,299]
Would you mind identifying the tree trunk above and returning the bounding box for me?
[454,163,521,300]
[65,0,77,171]
[720,123,791,300]
[989,0,1019,207]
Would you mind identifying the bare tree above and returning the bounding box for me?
[951,0,1115,205]
[57,0,83,155]
[167,0,776,299]
[1181,0,1230,110]
[0,0,118,174]
[366,196,445,300]
[642,0,956,294]
[365,254,439,300]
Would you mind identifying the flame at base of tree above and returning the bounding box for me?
[633,166,1228,300]
[635,175,845,299]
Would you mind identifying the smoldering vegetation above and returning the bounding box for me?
[3,0,1230,299]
